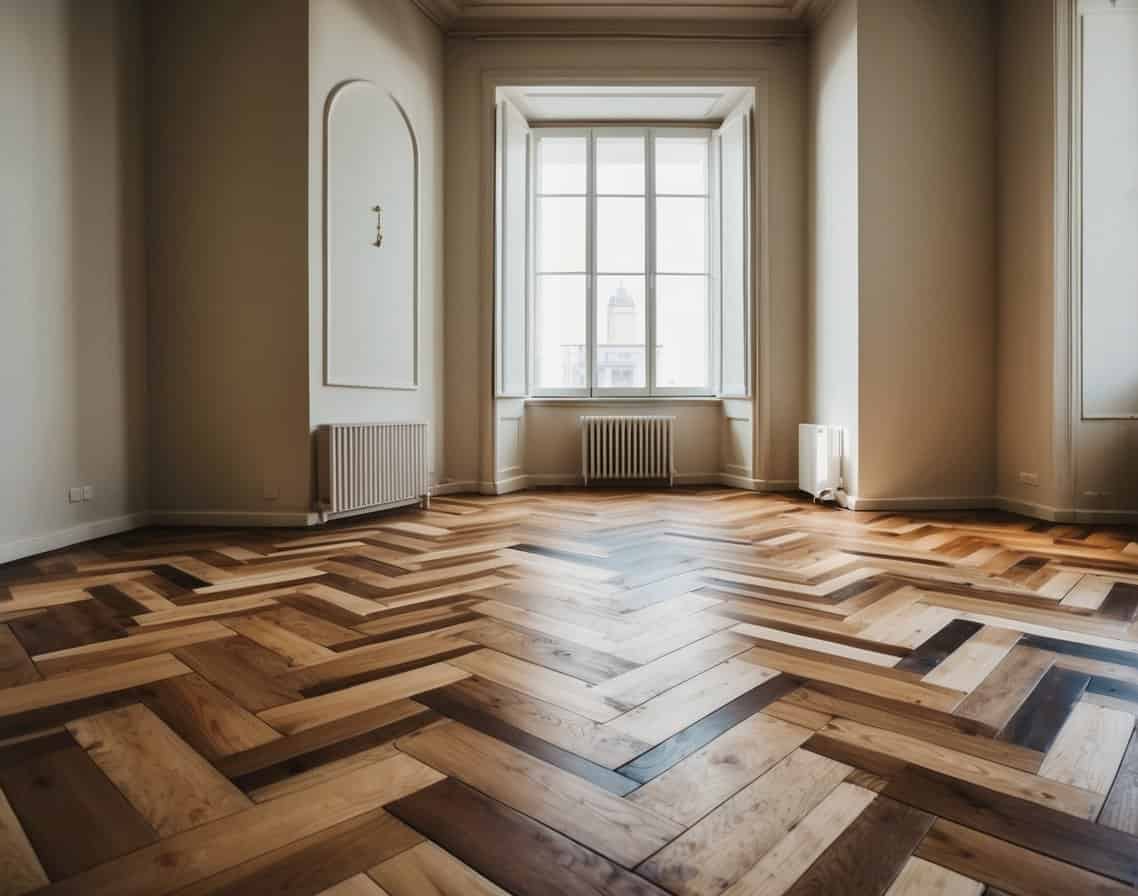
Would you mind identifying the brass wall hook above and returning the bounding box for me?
[371,204,383,247]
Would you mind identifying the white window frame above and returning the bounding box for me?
[529,125,715,398]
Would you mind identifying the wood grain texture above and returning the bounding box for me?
[3,489,1138,893]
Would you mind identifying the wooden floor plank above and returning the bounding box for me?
[3,490,1137,894]
[638,749,851,896]
[916,819,1135,896]
[368,840,510,896]
[395,720,682,866]
[387,777,670,896]
[67,704,250,836]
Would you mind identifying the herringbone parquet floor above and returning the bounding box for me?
[3,488,1138,895]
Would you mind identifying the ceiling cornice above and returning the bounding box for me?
[413,0,812,34]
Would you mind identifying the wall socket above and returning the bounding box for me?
[1017,471,1040,487]
[68,485,95,503]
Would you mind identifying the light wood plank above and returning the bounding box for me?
[67,704,250,836]
[1039,701,1135,794]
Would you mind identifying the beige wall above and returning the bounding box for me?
[0,0,148,561]
[857,0,997,501]
[145,0,312,519]
[308,0,447,482]
[808,0,859,494]
[996,0,1057,509]
[444,35,809,489]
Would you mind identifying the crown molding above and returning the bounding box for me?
[416,0,810,34]
[410,0,462,26]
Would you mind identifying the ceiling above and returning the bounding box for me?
[412,0,816,33]
[499,85,752,122]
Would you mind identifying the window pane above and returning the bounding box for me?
[596,136,645,194]
[595,276,646,388]
[538,197,585,272]
[656,275,709,389]
[655,136,708,195]
[597,197,645,273]
[538,137,586,194]
[656,197,706,273]
[535,275,586,389]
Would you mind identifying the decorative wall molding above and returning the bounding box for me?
[324,80,420,390]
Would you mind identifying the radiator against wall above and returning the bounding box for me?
[315,422,430,521]
[798,423,843,500]
[581,416,675,486]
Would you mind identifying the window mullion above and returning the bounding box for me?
[646,128,657,395]
[586,129,596,396]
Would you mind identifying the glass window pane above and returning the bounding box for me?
[656,197,707,273]
[597,197,645,273]
[655,136,709,195]
[535,275,586,390]
[656,276,709,389]
[538,136,586,194]
[538,197,585,272]
[595,276,646,389]
[596,136,645,194]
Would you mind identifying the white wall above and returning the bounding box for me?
[445,35,809,490]
[0,0,148,561]
[808,0,859,494]
[145,0,311,520]
[308,0,447,483]
[995,0,1057,510]
[857,0,997,501]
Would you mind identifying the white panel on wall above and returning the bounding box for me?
[718,107,751,397]
[496,99,530,396]
[1080,8,1138,418]
[325,80,418,389]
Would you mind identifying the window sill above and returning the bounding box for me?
[524,396,723,407]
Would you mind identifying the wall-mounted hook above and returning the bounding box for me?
[371,204,383,247]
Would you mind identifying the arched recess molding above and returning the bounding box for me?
[324,80,419,389]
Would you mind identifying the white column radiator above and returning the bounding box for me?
[798,423,843,500]
[315,422,430,521]
[580,416,675,487]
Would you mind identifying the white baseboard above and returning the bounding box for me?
[149,510,319,528]
[839,494,995,512]
[0,511,151,565]
[993,495,1071,522]
[431,480,480,496]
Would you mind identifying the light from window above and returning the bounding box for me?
[532,128,711,395]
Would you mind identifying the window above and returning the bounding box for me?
[532,127,713,396]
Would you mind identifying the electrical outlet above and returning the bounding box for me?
[1017,471,1039,487]
[68,487,83,503]
[82,485,94,501]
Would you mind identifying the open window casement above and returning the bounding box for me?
[495,97,530,397]
[715,96,753,399]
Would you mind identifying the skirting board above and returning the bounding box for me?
[0,512,151,565]
[150,510,321,528]
[838,493,994,512]
[479,473,796,494]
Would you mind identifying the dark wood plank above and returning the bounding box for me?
[415,684,639,796]
[150,563,211,590]
[917,819,1134,896]
[0,622,40,687]
[215,698,434,779]
[997,665,1090,752]
[883,763,1138,886]
[87,583,149,617]
[781,796,934,896]
[386,777,670,896]
[894,619,983,675]
[9,600,126,655]
[1020,634,1138,670]
[0,729,157,879]
[617,675,799,784]
[1099,583,1138,623]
